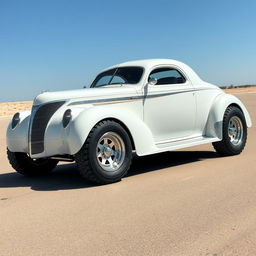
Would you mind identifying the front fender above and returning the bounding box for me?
[6,111,31,153]
[204,93,252,139]
[67,104,156,156]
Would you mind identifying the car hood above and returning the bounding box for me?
[33,84,139,106]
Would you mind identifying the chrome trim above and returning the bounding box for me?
[156,135,202,145]
[50,156,74,162]
[68,89,196,106]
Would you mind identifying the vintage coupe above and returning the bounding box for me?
[7,59,251,184]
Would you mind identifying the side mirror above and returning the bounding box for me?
[148,77,157,85]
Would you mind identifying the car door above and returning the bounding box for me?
[143,66,197,142]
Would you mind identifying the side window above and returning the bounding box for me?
[110,75,126,84]
[149,68,186,85]
[93,69,115,87]
[95,76,112,87]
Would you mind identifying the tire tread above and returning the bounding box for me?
[75,120,132,184]
[7,149,58,176]
[212,106,247,156]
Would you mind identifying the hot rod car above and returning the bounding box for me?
[7,59,251,184]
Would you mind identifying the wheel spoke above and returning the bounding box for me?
[228,116,243,146]
[111,150,116,157]
[109,141,115,148]
[101,158,107,165]
[108,157,114,167]
[95,132,126,172]
[99,144,104,151]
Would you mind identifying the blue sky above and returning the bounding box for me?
[0,0,256,102]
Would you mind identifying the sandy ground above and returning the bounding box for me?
[0,87,255,117]
[0,101,32,117]
[0,90,256,255]
[224,86,256,94]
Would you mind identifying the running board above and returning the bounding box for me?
[141,136,221,156]
[157,136,220,149]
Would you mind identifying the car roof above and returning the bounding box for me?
[104,59,184,69]
[101,59,203,84]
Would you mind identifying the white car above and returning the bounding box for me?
[7,59,251,184]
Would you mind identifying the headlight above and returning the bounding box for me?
[11,112,20,129]
[62,109,72,128]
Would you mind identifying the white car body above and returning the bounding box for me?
[7,59,252,160]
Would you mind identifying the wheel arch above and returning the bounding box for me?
[228,103,243,113]
[204,93,252,139]
[95,117,136,151]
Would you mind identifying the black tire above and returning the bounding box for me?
[75,120,132,185]
[7,149,58,176]
[212,106,247,156]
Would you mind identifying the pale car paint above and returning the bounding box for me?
[6,59,252,159]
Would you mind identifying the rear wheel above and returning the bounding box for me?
[7,149,58,176]
[212,106,247,156]
[75,120,132,185]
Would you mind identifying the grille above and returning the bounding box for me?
[30,101,65,155]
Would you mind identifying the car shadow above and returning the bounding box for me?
[0,150,219,191]
[128,150,219,176]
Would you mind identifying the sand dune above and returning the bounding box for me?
[0,87,255,117]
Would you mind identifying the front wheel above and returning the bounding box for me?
[212,106,247,156]
[7,149,58,176]
[75,120,132,185]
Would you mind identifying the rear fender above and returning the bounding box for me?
[204,93,252,139]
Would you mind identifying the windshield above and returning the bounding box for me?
[91,66,143,88]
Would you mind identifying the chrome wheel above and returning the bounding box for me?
[96,132,125,172]
[228,116,243,146]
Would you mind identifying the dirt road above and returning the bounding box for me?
[0,92,255,256]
